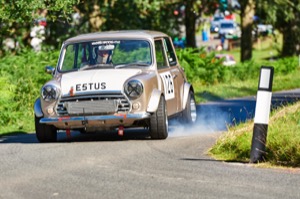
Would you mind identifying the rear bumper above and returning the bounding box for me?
[40,113,151,129]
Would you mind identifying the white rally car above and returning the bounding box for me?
[34,30,197,142]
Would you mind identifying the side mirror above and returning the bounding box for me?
[45,66,55,75]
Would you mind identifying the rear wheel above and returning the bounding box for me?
[182,91,197,124]
[35,116,57,142]
[150,95,168,139]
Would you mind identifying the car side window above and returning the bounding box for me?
[62,43,91,71]
[163,37,177,66]
[77,43,91,67]
[154,39,168,69]
[62,45,77,71]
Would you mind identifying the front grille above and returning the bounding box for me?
[56,93,131,116]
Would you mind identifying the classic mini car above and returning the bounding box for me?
[218,20,241,39]
[34,30,197,142]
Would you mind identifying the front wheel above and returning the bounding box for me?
[35,116,57,142]
[149,95,168,139]
[182,91,197,124]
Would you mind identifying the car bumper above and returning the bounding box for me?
[40,113,151,129]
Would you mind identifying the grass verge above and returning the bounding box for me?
[209,101,300,167]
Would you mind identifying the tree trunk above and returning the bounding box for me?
[240,0,255,62]
[281,26,296,57]
[281,7,300,57]
[185,0,197,48]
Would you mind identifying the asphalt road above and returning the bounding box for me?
[0,89,300,199]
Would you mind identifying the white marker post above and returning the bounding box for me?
[250,66,274,163]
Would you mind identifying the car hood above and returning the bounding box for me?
[60,69,142,96]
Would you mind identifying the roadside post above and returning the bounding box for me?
[250,66,274,163]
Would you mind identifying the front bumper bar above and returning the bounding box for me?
[40,113,150,125]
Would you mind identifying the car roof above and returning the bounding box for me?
[64,30,168,44]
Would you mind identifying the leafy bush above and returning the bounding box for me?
[0,77,16,126]
[0,49,58,133]
[176,49,299,86]
[231,60,261,81]
[272,56,299,74]
[176,48,228,85]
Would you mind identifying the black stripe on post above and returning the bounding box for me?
[250,124,268,163]
[250,66,274,163]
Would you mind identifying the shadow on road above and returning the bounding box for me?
[0,129,152,144]
[179,158,250,165]
[180,158,222,162]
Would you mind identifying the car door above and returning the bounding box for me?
[163,37,185,112]
[154,38,182,116]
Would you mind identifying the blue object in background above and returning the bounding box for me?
[202,31,209,42]
[173,37,185,48]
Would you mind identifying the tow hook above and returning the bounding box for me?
[118,126,124,136]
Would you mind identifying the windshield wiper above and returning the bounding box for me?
[114,62,150,69]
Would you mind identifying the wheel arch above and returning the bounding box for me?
[182,82,194,110]
[34,98,44,118]
[147,88,164,113]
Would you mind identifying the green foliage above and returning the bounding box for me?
[0,77,16,125]
[176,48,227,85]
[101,0,179,37]
[1,0,181,54]
[0,0,78,23]
[257,0,300,56]
[0,49,58,133]
[232,56,299,79]
[0,0,79,55]
[177,48,299,86]
[272,56,299,74]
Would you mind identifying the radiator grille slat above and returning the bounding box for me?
[66,100,116,115]
[56,93,130,116]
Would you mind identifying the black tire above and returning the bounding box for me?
[182,91,197,124]
[150,95,168,139]
[35,116,57,142]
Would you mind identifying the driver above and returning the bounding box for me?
[96,46,112,64]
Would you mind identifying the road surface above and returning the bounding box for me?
[0,89,299,199]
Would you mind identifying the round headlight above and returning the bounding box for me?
[124,80,143,99]
[41,84,60,101]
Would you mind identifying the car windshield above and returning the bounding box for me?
[213,17,224,21]
[60,39,152,72]
[220,23,234,29]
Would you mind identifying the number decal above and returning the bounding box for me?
[160,72,175,100]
